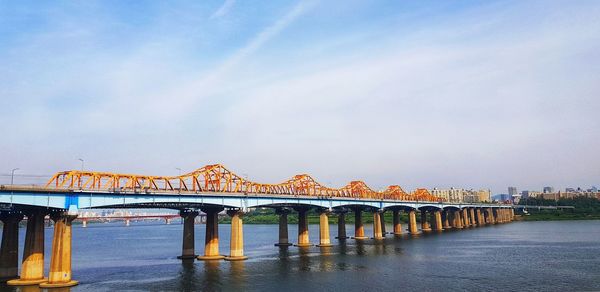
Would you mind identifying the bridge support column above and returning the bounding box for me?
[0,213,23,282]
[178,210,198,260]
[380,211,387,235]
[225,210,247,261]
[469,208,476,227]
[317,211,332,247]
[336,212,347,239]
[510,208,515,220]
[295,208,312,247]
[453,210,463,229]
[372,211,384,240]
[8,210,47,286]
[442,210,451,229]
[275,209,292,246]
[198,208,225,260]
[39,212,78,288]
[125,219,130,227]
[408,210,419,235]
[462,209,470,227]
[433,210,443,232]
[495,209,503,223]
[82,220,87,228]
[476,209,484,226]
[392,210,402,236]
[353,209,368,240]
[420,210,431,232]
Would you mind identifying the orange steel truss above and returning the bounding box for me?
[45,164,444,202]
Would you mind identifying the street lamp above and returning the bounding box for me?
[78,158,84,172]
[10,168,19,185]
[176,168,182,176]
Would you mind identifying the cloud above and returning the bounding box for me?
[0,0,599,194]
[209,0,235,19]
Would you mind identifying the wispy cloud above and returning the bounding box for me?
[210,0,235,19]
[1,1,599,193]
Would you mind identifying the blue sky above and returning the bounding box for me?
[1,0,599,194]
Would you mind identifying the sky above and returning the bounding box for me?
[0,0,599,194]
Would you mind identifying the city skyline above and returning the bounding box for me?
[1,1,599,195]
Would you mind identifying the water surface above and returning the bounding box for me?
[1,220,599,291]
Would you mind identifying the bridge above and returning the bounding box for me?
[0,164,514,288]
[76,214,182,227]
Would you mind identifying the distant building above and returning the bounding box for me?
[462,189,479,203]
[508,187,517,197]
[512,194,522,204]
[431,188,464,203]
[542,192,560,201]
[493,194,511,202]
[476,189,491,202]
[543,187,554,194]
[431,188,450,202]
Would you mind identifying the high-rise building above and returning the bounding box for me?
[543,187,554,194]
[508,187,517,196]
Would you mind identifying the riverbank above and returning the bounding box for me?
[517,213,600,221]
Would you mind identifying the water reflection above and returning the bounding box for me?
[338,240,348,255]
[298,247,311,271]
[229,261,246,290]
[355,240,366,256]
[373,240,389,255]
[201,260,222,291]
[176,259,197,291]
[318,248,335,272]
[0,283,72,292]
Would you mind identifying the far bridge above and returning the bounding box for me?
[0,164,514,288]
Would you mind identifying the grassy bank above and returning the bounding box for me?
[518,197,600,221]
[218,208,415,224]
[518,212,600,221]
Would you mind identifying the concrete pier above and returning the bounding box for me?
[178,210,199,259]
[372,211,384,240]
[408,210,419,235]
[488,208,496,224]
[392,210,402,236]
[275,209,292,246]
[433,210,443,232]
[453,210,463,229]
[317,211,333,247]
[469,208,476,227]
[476,209,484,226]
[462,209,470,227]
[420,210,431,232]
[353,209,368,240]
[198,208,225,260]
[336,212,348,239]
[225,210,247,261]
[295,208,313,247]
[8,210,47,286]
[40,212,78,288]
[0,213,23,282]
[442,210,451,230]
[379,211,387,236]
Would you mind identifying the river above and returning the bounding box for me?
[1,220,599,291]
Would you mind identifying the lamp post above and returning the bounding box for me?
[176,168,182,176]
[78,158,84,172]
[10,168,19,185]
